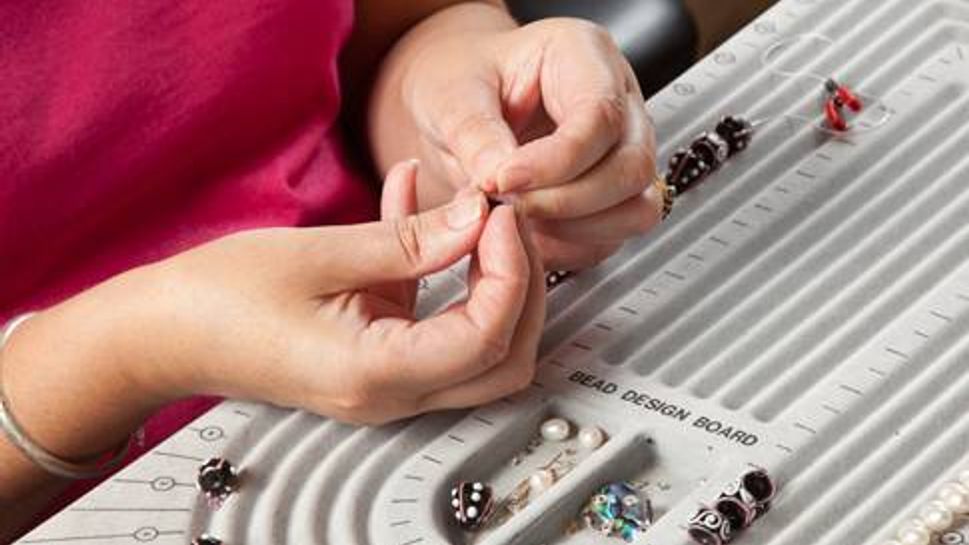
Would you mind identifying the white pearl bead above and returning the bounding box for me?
[578,426,605,450]
[959,468,969,489]
[529,469,556,494]
[467,506,479,519]
[540,418,571,442]
[939,483,969,514]
[918,500,954,532]
[897,521,931,545]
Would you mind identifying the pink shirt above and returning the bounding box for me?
[0,0,378,520]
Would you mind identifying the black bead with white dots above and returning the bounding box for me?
[665,116,754,196]
[450,481,495,531]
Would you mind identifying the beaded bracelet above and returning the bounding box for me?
[0,312,132,480]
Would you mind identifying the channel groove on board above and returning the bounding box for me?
[246,419,357,543]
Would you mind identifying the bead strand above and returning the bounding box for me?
[880,468,969,545]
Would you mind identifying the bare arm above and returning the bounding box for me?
[0,273,172,540]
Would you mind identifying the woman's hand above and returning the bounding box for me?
[0,160,544,533]
[122,161,545,424]
[2,160,545,460]
[369,5,664,271]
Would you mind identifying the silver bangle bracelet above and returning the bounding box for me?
[0,312,131,480]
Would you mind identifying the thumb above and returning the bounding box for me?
[381,159,420,220]
[371,159,421,309]
[435,83,519,193]
[308,188,489,291]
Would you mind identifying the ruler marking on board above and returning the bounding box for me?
[839,384,864,397]
[709,236,731,247]
[421,455,443,465]
[664,270,687,281]
[619,306,640,316]
[572,341,593,351]
[754,203,774,213]
[473,416,495,427]
[404,474,425,482]
[399,538,424,545]
[930,310,953,323]
[595,322,614,332]
[447,434,466,445]
[794,422,818,435]
[70,507,191,513]
[390,521,412,528]
[868,367,889,378]
[821,404,843,416]
[816,152,833,161]
[114,478,151,485]
[731,219,752,229]
[232,409,252,418]
[688,253,706,262]
[775,444,794,454]
[21,533,170,543]
[642,287,660,297]
[884,347,909,360]
[913,329,931,339]
[153,451,204,462]
[795,169,817,180]
[919,74,938,83]
[775,185,792,194]
[391,498,419,505]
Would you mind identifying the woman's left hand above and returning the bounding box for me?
[369,6,665,271]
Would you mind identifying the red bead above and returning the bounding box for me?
[825,99,848,131]
[835,86,863,112]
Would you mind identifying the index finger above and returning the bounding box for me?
[495,51,627,193]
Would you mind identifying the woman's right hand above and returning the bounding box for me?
[97,160,545,425]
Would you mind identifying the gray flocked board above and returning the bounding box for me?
[19,0,969,543]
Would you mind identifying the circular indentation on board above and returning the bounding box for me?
[133,527,160,542]
[714,51,737,65]
[150,476,177,492]
[674,83,697,96]
[199,426,226,442]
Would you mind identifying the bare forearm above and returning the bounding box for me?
[0,273,170,538]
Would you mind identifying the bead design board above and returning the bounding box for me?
[18,0,969,543]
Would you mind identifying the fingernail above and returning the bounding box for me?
[498,165,531,193]
[446,194,485,230]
